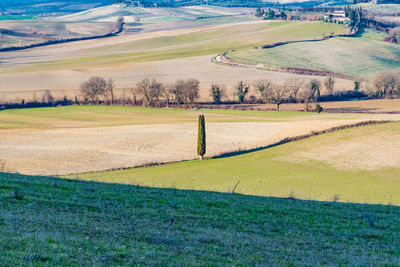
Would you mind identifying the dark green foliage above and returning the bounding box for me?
[255,8,263,17]
[278,11,287,20]
[309,79,321,98]
[197,115,206,160]
[354,81,360,92]
[344,6,363,28]
[264,9,275,20]
[236,81,249,104]
[210,84,223,104]
[314,104,323,113]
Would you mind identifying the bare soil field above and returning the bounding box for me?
[0,106,398,176]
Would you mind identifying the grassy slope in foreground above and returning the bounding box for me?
[1,173,400,265]
[68,122,400,205]
[227,28,399,79]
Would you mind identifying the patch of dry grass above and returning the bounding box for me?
[0,105,398,175]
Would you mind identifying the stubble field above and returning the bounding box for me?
[0,105,399,176]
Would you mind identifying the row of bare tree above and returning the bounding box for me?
[80,77,200,107]
[79,76,333,109]
[372,71,400,99]
[212,77,335,110]
[77,72,398,109]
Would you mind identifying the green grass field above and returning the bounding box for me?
[2,21,347,73]
[352,3,400,15]
[227,28,399,79]
[1,172,400,265]
[0,105,367,129]
[66,122,400,205]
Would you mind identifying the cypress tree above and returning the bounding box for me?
[197,115,206,160]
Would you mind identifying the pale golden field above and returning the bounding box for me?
[0,106,398,176]
[0,20,352,102]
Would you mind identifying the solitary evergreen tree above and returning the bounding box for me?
[197,115,206,160]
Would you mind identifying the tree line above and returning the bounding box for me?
[79,76,201,107]
[3,72,399,110]
[77,76,339,111]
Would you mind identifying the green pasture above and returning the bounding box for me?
[1,21,347,73]
[352,3,400,15]
[1,172,399,265]
[66,122,400,205]
[0,105,379,129]
[227,28,400,79]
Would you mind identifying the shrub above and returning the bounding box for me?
[314,104,323,113]
[235,81,249,104]
[210,84,224,104]
[354,81,360,92]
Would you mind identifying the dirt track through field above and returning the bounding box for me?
[1,115,399,176]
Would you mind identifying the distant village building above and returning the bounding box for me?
[332,10,346,18]
[323,10,349,22]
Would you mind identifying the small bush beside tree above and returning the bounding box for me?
[314,104,323,113]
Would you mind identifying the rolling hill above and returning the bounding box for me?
[0,1,112,14]
[227,28,400,80]
[0,105,398,176]
[0,20,351,102]
[1,172,400,265]
[67,121,400,205]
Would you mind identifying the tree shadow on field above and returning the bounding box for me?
[325,107,381,113]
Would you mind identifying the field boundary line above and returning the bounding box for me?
[0,22,125,52]
[213,28,361,81]
[64,120,395,177]
[213,120,392,158]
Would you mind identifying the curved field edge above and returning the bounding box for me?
[65,122,400,205]
[0,21,347,73]
[1,172,400,265]
[225,29,400,80]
